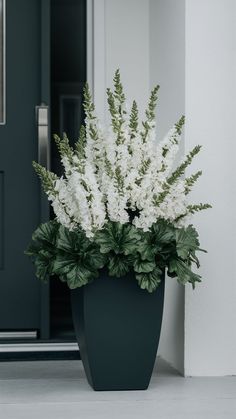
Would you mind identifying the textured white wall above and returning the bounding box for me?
[184,0,236,376]
[149,0,185,373]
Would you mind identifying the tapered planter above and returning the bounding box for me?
[70,269,165,391]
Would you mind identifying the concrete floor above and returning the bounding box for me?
[0,358,235,419]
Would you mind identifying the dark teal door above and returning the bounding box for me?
[0,0,50,338]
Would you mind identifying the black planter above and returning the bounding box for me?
[70,270,165,391]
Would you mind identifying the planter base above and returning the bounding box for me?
[71,270,165,391]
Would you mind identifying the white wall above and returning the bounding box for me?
[92,0,150,120]
[105,0,149,118]
[184,0,236,376]
[149,0,185,373]
[92,0,236,376]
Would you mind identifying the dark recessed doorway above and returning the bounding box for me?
[50,0,86,341]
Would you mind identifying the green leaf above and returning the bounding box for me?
[56,225,81,253]
[133,254,156,273]
[66,265,97,289]
[168,258,201,288]
[53,254,76,275]
[31,220,59,249]
[189,252,201,268]
[88,248,107,270]
[55,255,96,288]
[53,252,98,288]
[108,254,133,277]
[56,225,106,267]
[175,225,200,259]
[95,222,141,255]
[54,226,106,288]
[25,220,59,282]
[138,219,175,261]
[138,241,156,261]
[34,251,53,282]
[123,226,141,255]
[25,241,41,257]
[95,223,121,254]
[151,220,175,242]
[94,222,141,278]
[136,267,163,293]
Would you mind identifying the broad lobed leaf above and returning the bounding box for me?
[94,222,141,255]
[175,224,200,259]
[168,258,202,288]
[136,267,163,293]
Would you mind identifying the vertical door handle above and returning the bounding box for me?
[36,104,50,170]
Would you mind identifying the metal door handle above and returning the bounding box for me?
[0,330,37,340]
[36,104,50,170]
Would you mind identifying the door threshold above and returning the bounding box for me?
[0,342,79,353]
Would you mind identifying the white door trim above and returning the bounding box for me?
[87,0,106,121]
[86,0,94,92]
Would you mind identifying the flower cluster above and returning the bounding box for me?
[33,70,210,238]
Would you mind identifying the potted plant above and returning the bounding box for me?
[26,70,211,391]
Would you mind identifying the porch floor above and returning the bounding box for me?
[0,358,235,418]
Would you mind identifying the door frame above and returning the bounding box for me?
[40,0,51,341]
[87,0,106,122]
[0,0,6,125]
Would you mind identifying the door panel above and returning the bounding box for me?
[0,0,48,332]
[0,0,86,344]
